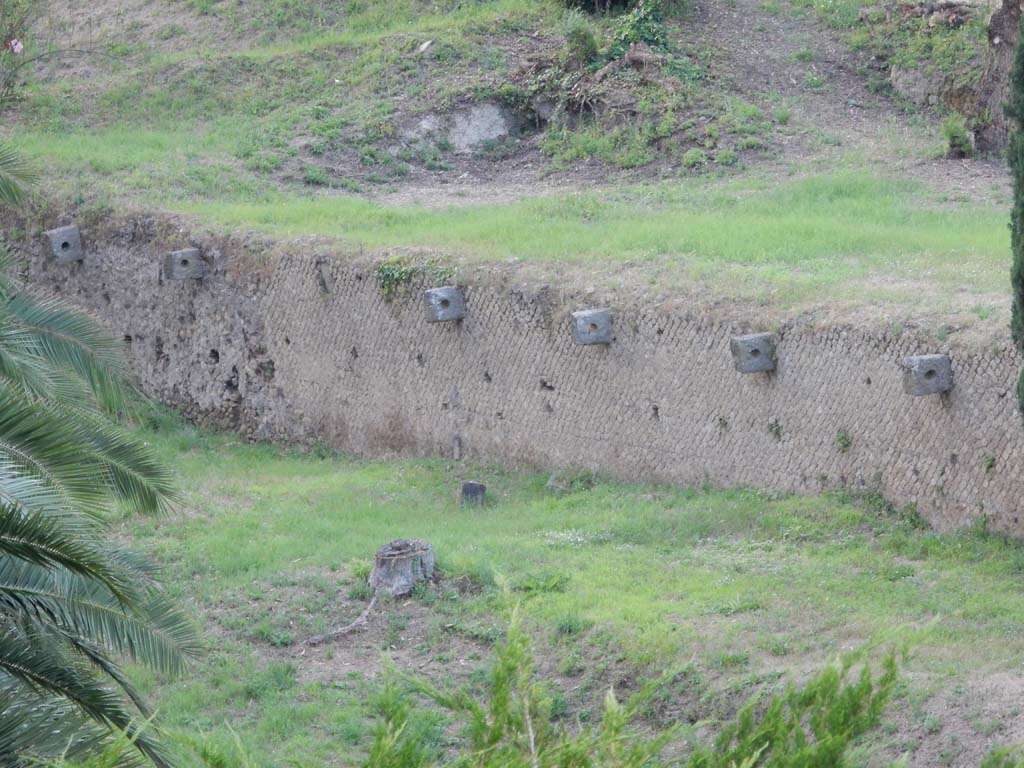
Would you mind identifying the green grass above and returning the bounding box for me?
[183,171,1006,311]
[11,110,1009,312]
[125,421,1024,765]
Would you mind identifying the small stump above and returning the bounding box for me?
[369,539,435,597]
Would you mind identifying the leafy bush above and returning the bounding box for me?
[716,149,738,165]
[364,605,900,767]
[943,113,973,158]
[982,746,1024,767]
[610,1,669,56]
[683,147,708,167]
[563,13,600,69]
[303,165,330,185]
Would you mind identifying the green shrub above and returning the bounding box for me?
[982,746,1024,767]
[303,165,329,185]
[716,149,738,165]
[609,0,669,56]
[364,605,900,768]
[943,113,973,158]
[683,147,707,167]
[563,12,600,68]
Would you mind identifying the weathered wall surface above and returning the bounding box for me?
[20,211,1024,534]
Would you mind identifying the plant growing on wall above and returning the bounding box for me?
[1009,15,1024,413]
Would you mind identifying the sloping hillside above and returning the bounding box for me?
[1,0,1014,336]
[12,0,1006,198]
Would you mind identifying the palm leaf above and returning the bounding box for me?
[0,144,36,206]
[0,557,200,676]
[5,291,138,416]
[0,624,171,768]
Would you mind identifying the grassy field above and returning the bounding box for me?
[121,421,1024,766]
[186,170,1008,313]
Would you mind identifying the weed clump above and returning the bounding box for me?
[682,147,708,167]
[563,13,600,69]
[364,605,901,767]
[943,113,973,158]
[375,256,453,301]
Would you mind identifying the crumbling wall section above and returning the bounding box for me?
[20,211,1024,535]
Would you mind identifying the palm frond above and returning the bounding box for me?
[0,144,36,206]
[0,499,132,600]
[5,292,138,416]
[0,557,200,675]
[0,203,193,766]
[0,380,175,517]
[0,624,171,768]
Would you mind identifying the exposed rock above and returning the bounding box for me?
[400,102,517,154]
[450,103,515,153]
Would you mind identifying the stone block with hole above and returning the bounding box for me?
[730,332,777,373]
[460,481,486,505]
[163,248,206,280]
[423,286,466,322]
[572,309,613,345]
[902,354,952,396]
[44,225,83,264]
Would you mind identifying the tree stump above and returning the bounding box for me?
[369,539,435,597]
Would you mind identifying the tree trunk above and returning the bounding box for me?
[369,539,435,597]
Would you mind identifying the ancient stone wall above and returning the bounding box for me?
[22,211,1024,534]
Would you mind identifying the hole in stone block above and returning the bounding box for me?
[440,298,450,308]
[588,322,598,332]
[208,349,220,364]
[750,348,761,358]
[181,258,190,267]
[924,369,936,380]
[61,241,70,251]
